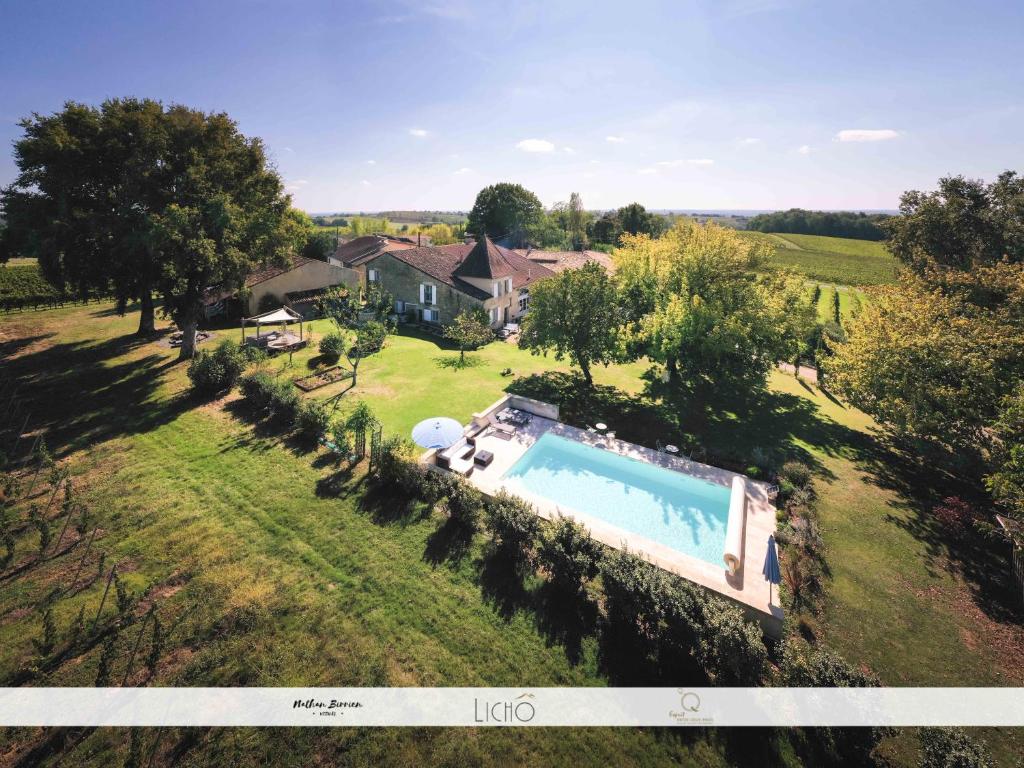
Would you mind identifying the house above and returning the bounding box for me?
[203,256,360,319]
[329,234,428,284]
[515,248,615,274]
[361,235,555,328]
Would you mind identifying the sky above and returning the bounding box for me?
[1,0,1022,213]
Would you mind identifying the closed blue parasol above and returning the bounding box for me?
[763,534,781,604]
[411,417,464,450]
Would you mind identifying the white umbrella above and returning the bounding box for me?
[411,417,464,449]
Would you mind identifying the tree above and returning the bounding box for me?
[828,276,1024,452]
[466,183,543,247]
[518,261,622,387]
[566,192,589,250]
[348,321,389,388]
[617,203,666,238]
[1,99,297,355]
[986,386,1024,518]
[616,222,815,388]
[2,99,167,333]
[590,211,622,246]
[443,308,493,366]
[885,172,1024,276]
[151,106,297,358]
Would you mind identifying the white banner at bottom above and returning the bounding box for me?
[2,688,1024,727]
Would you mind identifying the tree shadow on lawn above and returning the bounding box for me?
[423,518,475,567]
[506,370,868,479]
[856,432,1024,624]
[353,482,430,528]
[2,332,189,461]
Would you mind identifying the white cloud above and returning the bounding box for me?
[282,146,295,154]
[563,146,576,155]
[453,167,472,175]
[285,179,308,192]
[835,129,900,142]
[409,128,429,138]
[516,138,556,153]
[361,179,371,186]
[737,137,761,146]
[366,160,376,165]
[589,159,600,165]
[797,145,812,155]
[637,168,658,175]
[656,159,714,168]
[605,135,626,143]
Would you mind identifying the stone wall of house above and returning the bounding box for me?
[368,252,484,325]
[248,261,359,314]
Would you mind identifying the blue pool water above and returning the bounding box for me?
[502,433,730,566]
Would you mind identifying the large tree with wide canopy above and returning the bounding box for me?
[1,98,298,357]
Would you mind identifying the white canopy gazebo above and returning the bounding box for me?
[241,306,305,350]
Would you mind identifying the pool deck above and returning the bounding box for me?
[428,396,783,637]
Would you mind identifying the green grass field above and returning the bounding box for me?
[739,231,899,286]
[1,304,1021,765]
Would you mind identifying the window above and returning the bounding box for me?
[492,282,500,298]
[419,283,435,305]
[423,308,439,323]
[367,268,380,283]
[394,299,405,313]
[489,307,499,325]
[505,278,513,294]
[518,290,530,313]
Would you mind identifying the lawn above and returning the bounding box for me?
[1,303,1022,765]
[738,231,899,286]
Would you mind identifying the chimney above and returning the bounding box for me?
[417,231,421,246]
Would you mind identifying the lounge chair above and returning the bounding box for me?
[487,415,516,440]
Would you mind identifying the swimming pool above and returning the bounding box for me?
[501,433,732,567]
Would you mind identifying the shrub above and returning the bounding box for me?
[373,436,417,487]
[931,496,978,541]
[420,469,460,507]
[484,491,541,569]
[187,340,247,396]
[779,460,813,489]
[239,371,278,412]
[744,465,762,479]
[696,597,767,685]
[296,400,331,441]
[781,546,824,612]
[319,331,346,362]
[781,643,891,763]
[441,477,483,530]
[257,293,280,313]
[267,379,301,425]
[600,550,668,643]
[919,728,993,768]
[537,515,603,595]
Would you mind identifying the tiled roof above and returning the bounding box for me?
[285,285,344,305]
[515,248,615,274]
[453,235,514,279]
[202,256,316,305]
[373,239,555,301]
[244,255,316,288]
[333,234,420,267]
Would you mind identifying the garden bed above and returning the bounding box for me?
[293,365,354,392]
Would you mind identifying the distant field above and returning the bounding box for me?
[740,231,898,286]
